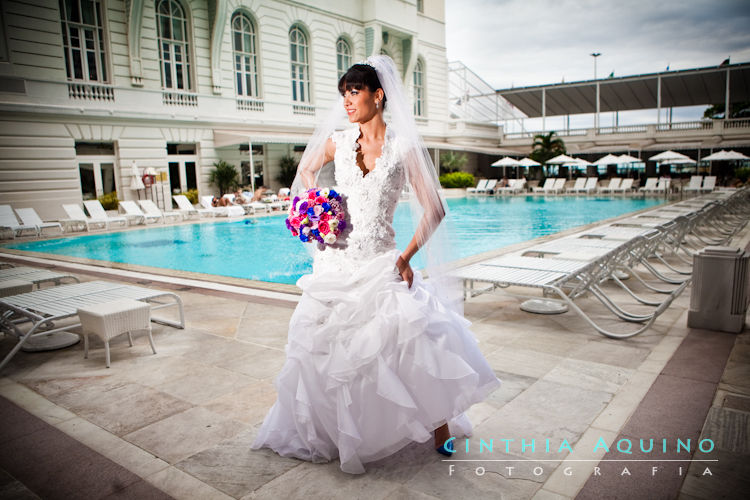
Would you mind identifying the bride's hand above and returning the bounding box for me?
[396,256,414,288]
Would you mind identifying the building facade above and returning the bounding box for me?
[1,0,501,218]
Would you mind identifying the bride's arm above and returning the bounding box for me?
[299,138,336,189]
[397,149,446,287]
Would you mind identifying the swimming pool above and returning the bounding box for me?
[4,196,664,284]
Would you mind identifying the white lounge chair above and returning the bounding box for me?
[14,208,63,237]
[0,266,79,288]
[581,177,598,194]
[701,176,717,192]
[599,178,622,194]
[477,179,498,194]
[0,205,38,238]
[639,178,659,193]
[83,200,128,228]
[0,280,185,372]
[533,178,556,193]
[118,200,151,225]
[172,195,200,220]
[566,178,587,193]
[552,178,567,193]
[613,178,634,194]
[683,176,703,194]
[497,178,526,195]
[62,204,107,231]
[137,199,182,224]
[467,179,489,194]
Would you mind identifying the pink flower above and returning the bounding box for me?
[307,191,316,200]
[319,221,330,234]
[290,217,302,229]
[320,212,330,222]
[315,196,327,205]
[336,212,345,221]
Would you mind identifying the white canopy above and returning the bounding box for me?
[593,154,622,165]
[518,157,541,167]
[617,154,643,163]
[491,157,521,167]
[701,150,750,161]
[546,154,578,165]
[648,150,693,163]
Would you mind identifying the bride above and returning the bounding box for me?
[251,55,500,474]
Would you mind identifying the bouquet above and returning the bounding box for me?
[285,188,347,246]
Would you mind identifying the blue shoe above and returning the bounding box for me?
[436,442,455,456]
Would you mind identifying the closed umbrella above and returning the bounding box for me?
[129,161,145,191]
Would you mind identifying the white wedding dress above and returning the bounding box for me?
[251,125,501,474]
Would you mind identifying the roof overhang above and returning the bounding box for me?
[497,63,750,118]
[213,130,310,148]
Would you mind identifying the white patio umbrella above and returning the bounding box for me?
[491,156,521,178]
[701,150,750,161]
[518,157,541,167]
[129,160,145,191]
[546,154,578,164]
[617,154,643,164]
[593,154,622,165]
[700,150,749,174]
[648,150,693,163]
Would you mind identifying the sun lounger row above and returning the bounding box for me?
[450,189,750,339]
[684,175,717,194]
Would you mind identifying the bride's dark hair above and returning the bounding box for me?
[338,64,387,109]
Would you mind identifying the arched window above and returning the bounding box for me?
[413,58,425,117]
[336,37,351,79]
[59,0,109,82]
[155,0,192,91]
[289,24,310,102]
[232,12,259,97]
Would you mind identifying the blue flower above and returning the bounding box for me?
[311,229,320,237]
[329,189,338,198]
[307,207,315,216]
[300,233,309,242]
[322,202,331,211]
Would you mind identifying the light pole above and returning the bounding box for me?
[591,52,601,130]
[590,52,601,79]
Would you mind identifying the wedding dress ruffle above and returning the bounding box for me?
[251,250,500,474]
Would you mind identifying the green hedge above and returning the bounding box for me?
[177,188,199,204]
[98,191,119,210]
[439,171,475,188]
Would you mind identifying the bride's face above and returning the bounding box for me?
[342,87,382,123]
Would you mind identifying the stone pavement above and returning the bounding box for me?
[0,228,748,499]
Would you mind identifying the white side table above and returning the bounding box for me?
[77,298,155,368]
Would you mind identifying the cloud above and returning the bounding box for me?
[446,0,750,89]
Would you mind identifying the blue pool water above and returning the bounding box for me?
[5,196,663,284]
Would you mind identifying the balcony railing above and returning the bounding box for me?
[597,124,648,135]
[236,98,264,112]
[292,104,315,116]
[162,91,198,107]
[67,82,114,101]
[655,120,712,131]
[724,118,750,129]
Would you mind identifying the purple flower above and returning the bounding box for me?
[292,196,300,206]
[338,220,346,231]
[299,201,309,213]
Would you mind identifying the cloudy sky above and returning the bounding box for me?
[445,0,750,128]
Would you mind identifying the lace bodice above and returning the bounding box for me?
[313,125,405,270]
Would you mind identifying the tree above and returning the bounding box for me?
[439,151,468,174]
[703,102,750,119]
[208,160,239,195]
[276,155,298,188]
[529,131,566,165]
